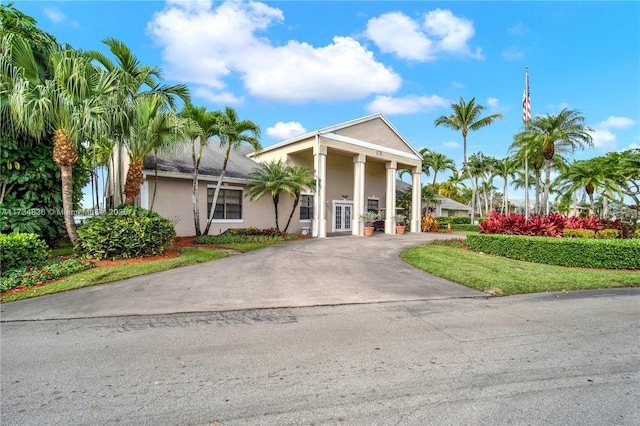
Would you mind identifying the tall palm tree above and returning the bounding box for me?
[246,159,292,233]
[528,108,593,213]
[494,156,518,214]
[179,103,219,235]
[203,106,261,235]
[509,131,545,214]
[123,94,187,205]
[434,97,503,223]
[282,164,317,234]
[88,38,190,207]
[6,44,116,242]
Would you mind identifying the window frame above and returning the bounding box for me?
[206,185,243,223]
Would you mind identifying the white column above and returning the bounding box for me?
[385,161,397,234]
[353,153,366,236]
[412,167,422,233]
[313,144,327,238]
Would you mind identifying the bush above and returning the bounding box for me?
[0,233,49,272]
[194,233,298,244]
[596,229,620,239]
[1,259,94,292]
[467,233,640,269]
[635,229,640,239]
[563,229,595,239]
[451,224,480,232]
[76,206,176,260]
[421,216,439,232]
[436,216,471,226]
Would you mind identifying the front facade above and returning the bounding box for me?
[106,113,423,238]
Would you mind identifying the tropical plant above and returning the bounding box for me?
[527,109,594,213]
[203,106,261,235]
[434,97,503,223]
[179,103,219,235]
[122,93,187,205]
[359,211,379,227]
[494,156,518,214]
[282,165,317,234]
[420,148,456,188]
[246,159,291,233]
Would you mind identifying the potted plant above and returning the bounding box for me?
[360,211,378,236]
[394,214,407,234]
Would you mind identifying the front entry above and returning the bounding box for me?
[332,201,353,233]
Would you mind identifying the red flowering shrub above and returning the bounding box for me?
[479,212,614,238]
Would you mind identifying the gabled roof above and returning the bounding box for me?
[143,143,258,179]
[255,113,421,159]
[435,195,472,212]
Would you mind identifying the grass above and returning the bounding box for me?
[218,241,289,253]
[1,248,227,303]
[400,241,640,296]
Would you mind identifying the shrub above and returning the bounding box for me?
[421,216,438,232]
[635,229,640,239]
[193,233,297,244]
[1,259,93,292]
[436,216,471,226]
[563,229,595,239]
[467,233,640,269]
[451,224,480,232]
[596,229,620,239]
[0,233,49,272]
[76,206,176,260]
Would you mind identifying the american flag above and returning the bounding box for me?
[522,68,531,123]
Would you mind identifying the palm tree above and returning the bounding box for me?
[6,44,116,242]
[434,97,503,223]
[528,108,593,214]
[509,131,546,214]
[556,158,620,217]
[422,149,456,187]
[179,103,219,235]
[203,106,261,235]
[123,94,187,205]
[246,159,292,233]
[88,38,190,207]
[494,156,518,214]
[282,165,317,234]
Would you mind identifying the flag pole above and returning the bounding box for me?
[523,66,530,219]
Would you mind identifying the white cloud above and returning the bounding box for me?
[266,121,307,140]
[547,102,570,111]
[365,94,450,115]
[597,116,635,129]
[148,1,401,104]
[589,115,637,151]
[43,6,67,23]
[364,12,434,61]
[192,87,244,105]
[502,46,524,61]
[506,22,530,36]
[442,141,460,148]
[451,81,464,88]
[486,97,500,108]
[620,143,639,152]
[589,129,617,150]
[43,6,78,26]
[364,9,482,62]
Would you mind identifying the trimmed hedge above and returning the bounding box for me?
[193,233,298,244]
[466,232,640,269]
[563,229,595,239]
[0,233,49,272]
[451,224,479,232]
[76,206,176,260]
[436,216,471,225]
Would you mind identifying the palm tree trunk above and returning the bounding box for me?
[503,179,508,214]
[463,134,476,224]
[203,142,231,235]
[283,194,300,233]
[543,159,552,215]
[150,150,158,211]
[602,194,609,218]
[124,158,143,205]
[273,194,280,232]
[60,164,79,242]
[192,147,202,236]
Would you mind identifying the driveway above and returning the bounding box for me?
[0,233,482,321]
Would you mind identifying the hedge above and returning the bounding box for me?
[0,233,49,272]
[451,224,479,232]
[436,216,471,225]
[466,232,640,270]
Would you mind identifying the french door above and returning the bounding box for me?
[333,202,353,232]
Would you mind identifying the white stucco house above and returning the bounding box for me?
[105,113,424,238]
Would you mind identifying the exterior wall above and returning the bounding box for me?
[334,118,413,154]
[147,175,303,236]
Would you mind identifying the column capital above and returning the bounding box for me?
[314,144,327,156]
[385,160,398,170]
[353,153,366,163]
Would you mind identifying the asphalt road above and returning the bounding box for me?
[2,288,639,425]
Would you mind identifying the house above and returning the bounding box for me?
[105,113,423,238]
[395,181,472,218]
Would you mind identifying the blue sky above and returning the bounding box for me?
[13,0,640,201]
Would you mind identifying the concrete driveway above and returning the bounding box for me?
[0,233,482,321]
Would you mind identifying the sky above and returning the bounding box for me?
[12,0,640,204]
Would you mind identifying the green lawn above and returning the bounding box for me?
[400,242,640,295]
